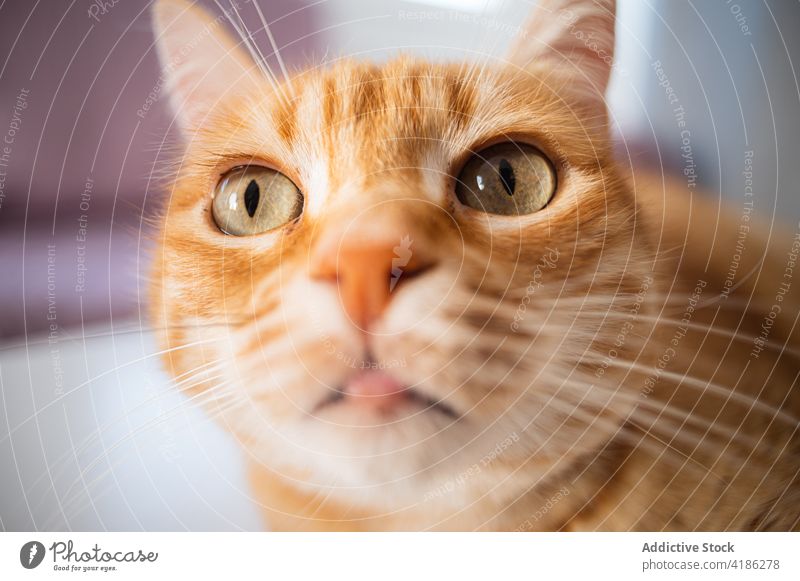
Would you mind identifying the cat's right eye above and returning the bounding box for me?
[455,143,556,215]
[212,166,303,236]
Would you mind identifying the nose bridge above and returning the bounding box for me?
[315,172,443,255]
[329,198,427,246]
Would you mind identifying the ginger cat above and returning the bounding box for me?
[150,0,800,530]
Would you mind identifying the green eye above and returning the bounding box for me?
[212,166,303,235]
[455,143,556,215]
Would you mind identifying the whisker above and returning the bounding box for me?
[26,360,227,499]
[49,380,240,509]
[0,337,226,447]
[604,358,800,426]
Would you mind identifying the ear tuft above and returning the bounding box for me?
[507,0,616,98]
[152,0,259,134]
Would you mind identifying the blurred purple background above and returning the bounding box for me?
[1,0,800,341]
[0,0,320,339]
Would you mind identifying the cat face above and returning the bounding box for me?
[151,0,653,506]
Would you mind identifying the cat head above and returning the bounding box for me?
[150,0,654,509]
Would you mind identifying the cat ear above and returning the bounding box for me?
[507,0,616,99]
[152,0,260,133]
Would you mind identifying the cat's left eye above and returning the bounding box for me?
[212,166,303,236]
[455,143,556,215]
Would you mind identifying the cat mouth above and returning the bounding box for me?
[312,370,460,420]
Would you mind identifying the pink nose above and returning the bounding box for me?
[343,370,408,412]
[309,207,436,331]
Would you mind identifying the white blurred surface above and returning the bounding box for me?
[0,323,261,531]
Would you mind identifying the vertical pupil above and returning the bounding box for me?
[498,159,515,196]
[244,179,260,217]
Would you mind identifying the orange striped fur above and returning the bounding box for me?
[150,0,800,530]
